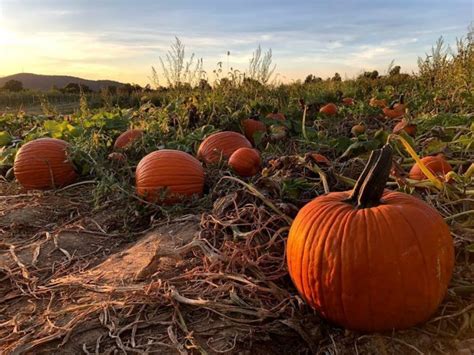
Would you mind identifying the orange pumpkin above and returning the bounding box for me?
[114,129,143,150]
[287,144,454,332]
[342,97,355,106]
[14,138,77,190]
[393,120,417,137]
[382,107,404,119]
[197,131,252,164]
[351,124,366,136]
[393,94,406,112]
[409,154,452,181]
[319,103,338,115]
[369,98,387,108]
[108,152,127,163]
[307,153,331,165]
[229,147,261,177]
[266,111,286,121]
[241,118,266,144]
[135,149,204,203]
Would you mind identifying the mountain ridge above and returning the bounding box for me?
[0,73,126,91]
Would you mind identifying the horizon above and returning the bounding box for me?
[0,1,472,86]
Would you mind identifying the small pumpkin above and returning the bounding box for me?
[269,124,288,141]
[241,118,266,144]
[197,131,252,164]
[108,152,127,163]
[266,110,286,121]
[382,106,404,119]
[351,123,366,136]
[392,94,406,112]
[136,149,204,203]
[342,97,355,106]
[409,154,452,181]
[383,95,406,119]
[369,98,387,108]
[307,153,331,165]
[14,138,77,190]
[229,147,261,177]
[393,120,417,137]
[287,144,454,332]
[114,129,143,150]
[319,103,338,116]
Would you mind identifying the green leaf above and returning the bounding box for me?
[424,139,448,154]
[0,131,12,147]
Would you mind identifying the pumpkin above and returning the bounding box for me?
[229,147,261,177]
[14,138,77,190]
[351,124,366,136]
[369,98,387,108]
[197,131,252,164]
[383,95,406,119]
[241,118,266,144]
[266,111,286,121]
[287,144,454,332]
[114,129,143,150]
[392,94,406,112]
[409,154,452,181]
[136,149,204,203]
[269,124,288,141]
[307,153,331,165]
[108,152,127,163]
[342,97,355,106]
[319,103,338,115]
[393,120,417,137]
[382,106,404,119]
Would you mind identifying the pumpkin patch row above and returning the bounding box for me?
[12,129,262,204]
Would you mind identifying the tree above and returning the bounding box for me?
[389,65,401,76]
[62,83,92,94]
[331,73,342,81]
[3,79,23,92]
[304,74,322,84]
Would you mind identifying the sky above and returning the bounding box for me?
[0,0,472,85]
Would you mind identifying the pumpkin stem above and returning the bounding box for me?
[398,94,405,104]
[347,144,393,208]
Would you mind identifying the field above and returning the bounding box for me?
[0,36,473,354]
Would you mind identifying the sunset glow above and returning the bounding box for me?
[0,0,472,85]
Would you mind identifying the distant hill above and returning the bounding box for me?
[0,73,125,92]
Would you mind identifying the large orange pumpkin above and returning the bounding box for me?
[229,147,261,177]
[197,131,252,164]
[14,138,77,190]
[241,118,266,144]
[136,149,204,204]
[319,103,338,115]
[114,129,143,150]
[409,154,452,181]
[287,144,454,332]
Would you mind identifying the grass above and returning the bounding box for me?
[0,31,473,354]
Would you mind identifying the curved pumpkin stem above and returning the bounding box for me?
[347,144,393,208]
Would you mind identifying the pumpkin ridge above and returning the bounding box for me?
[390,202,432,321]
[306,202,344,309]
[376,205,410,329]
[337,203,357,328]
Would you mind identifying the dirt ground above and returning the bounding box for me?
[1,175,473,354]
